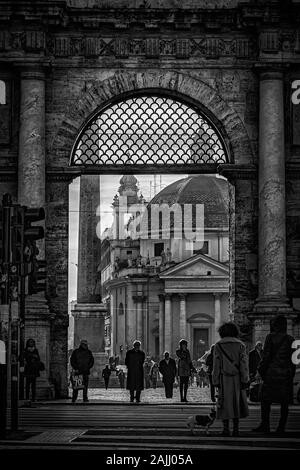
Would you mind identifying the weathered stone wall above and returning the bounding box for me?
[46,179,69,397]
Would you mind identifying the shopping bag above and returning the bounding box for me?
[249,380,263,402]
[70,373,85,390]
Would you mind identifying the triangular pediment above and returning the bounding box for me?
[159,254,229,279]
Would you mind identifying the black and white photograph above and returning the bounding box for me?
[0,0,300,464]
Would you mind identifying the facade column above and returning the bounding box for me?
[18,67,46,227]
[213,293,222,343]
[133,295,145,344]
[254,70,292,315]
[17,65,54,398]
[179,294,187,340]
[158,294,165,356]
[164,294,172,354]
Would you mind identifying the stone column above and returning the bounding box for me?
[18,67,46,217]
[214,293,222,342]
[254,70,292,315]
[164,294,172,354]
[179,294,187,340]
[134,296,144,343]
[158,294,165,356]
[17,65,54,398]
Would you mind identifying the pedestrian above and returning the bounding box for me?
[198,365,208,388]
[24,338,41,402]
[70,339,94,403]
[159,351,177,398]
[125,340,145,403]
[176,339,195,403]
[249,341,263,382]
[117,369,125,389]
[196,369,201,387]
[102,364,111,390]
[253,315,296,435]
[150,362,160,389]
[143,357,152,389]
[212,322,249,437]
[205,344,216,402]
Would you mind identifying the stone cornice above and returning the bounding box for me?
[0,3,299,61]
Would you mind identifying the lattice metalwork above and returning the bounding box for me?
[71,95,228,166]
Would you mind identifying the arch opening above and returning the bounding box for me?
[70,91,230,169]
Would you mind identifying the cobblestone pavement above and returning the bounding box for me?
[85,383,211,403]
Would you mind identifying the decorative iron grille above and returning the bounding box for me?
[71,95,228,166]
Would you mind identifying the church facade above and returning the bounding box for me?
[101,174,230,362]
[0,0,300,397]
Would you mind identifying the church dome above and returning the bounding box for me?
[149,175,229,229]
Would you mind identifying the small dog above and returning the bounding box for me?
[187,408,216,435]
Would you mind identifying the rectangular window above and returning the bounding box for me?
[193,241,209,255]
[154,242,164,257]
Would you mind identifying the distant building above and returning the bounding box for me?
[101,174,230,361]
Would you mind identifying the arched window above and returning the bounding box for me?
[70,93,228,167]
[0,81,6,105]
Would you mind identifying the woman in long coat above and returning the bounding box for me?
[212,322,249,436]
[125,340,145,403]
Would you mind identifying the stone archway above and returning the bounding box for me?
[49,70,255,170]
[46,70,258,396]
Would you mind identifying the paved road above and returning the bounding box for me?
[2,399,300,451]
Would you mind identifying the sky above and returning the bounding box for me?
[68,173,188,302]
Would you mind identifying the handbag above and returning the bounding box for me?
[70,372,85,390]
[249,379,263,402]
[218,343,250,389]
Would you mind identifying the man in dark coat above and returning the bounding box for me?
[159,351,177,398]
[70,339,94,402]
[102,365,111,390]
[125,340,145,403]
[249,341,263,382]
[253,315,296,435]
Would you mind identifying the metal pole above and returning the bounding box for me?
[18,275,25,400]
[0,193,12,438]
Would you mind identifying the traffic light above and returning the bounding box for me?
[9,204,45,293]
[23,207,45,295]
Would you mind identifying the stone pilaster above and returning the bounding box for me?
[213,293,222,342]
[253,70,293,315]
[179,294,187,340]
[158,294,165,357]
[133,295,145,344]
[164,294,172,354]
